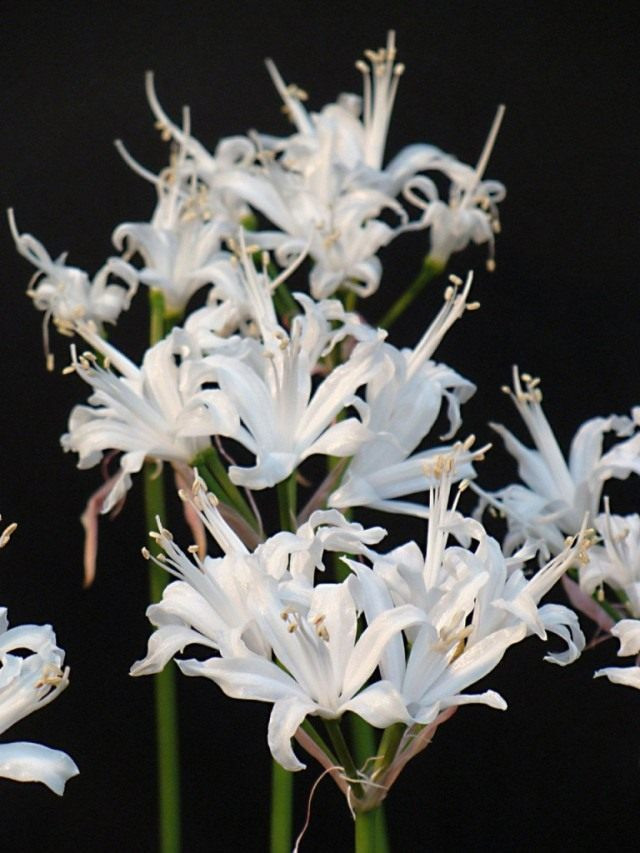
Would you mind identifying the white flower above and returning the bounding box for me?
[412,106,506,271]
[329,275,477,516]
[580,510,640,616]
[112,166,231,315]
[348,446,585,727]
[61,325,229,512]
[0,606,78,795]
[191,250,385,488]
[261,31,452,193]
[215,152,414,300]
[8,209,137,369]
[476,368,640,556]
[132,485,423,772]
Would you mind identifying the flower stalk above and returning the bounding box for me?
[145,289,181,853]
[270,471,298,853]
[378,255,444,330]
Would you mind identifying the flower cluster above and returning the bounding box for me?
[131,461,585,805]
[477,370,640,687]
[18,27,628,839]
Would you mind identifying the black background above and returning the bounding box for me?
[0,2,638,851]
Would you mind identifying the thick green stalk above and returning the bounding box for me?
[146,288,181,853]
[270,761,293,853]
[270,472,298,853]
[378,255,444,330]
[355,807,382,853]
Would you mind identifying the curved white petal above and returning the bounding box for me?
[594,666,640,690]
[268,695,318,772]
[0,742,79,795]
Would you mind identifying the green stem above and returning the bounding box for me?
[300,719,336,763]
[378,255,444,330]
[277,473,297,533]
[355,807,382,853]
[145,464,181,853]
[595,593,622,623]
[146,288,181,853]
[270,761,293,853]
[324,719,363,800]
[270,472,298,853]
[348,714,376,778]
[192,446,259,532]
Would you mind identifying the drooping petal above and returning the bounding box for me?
[0,742,79,795]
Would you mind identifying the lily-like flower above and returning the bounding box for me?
[8,209,137,369]
[417,105,506,271]
[112,161,232,316]
[329,275,478,516]
[0,610,78,794]
[132,482,424,772]
[0,522,77,794]
[348,445,586,732]
[576,509,640,690]
[476,369,640,556]
[191,248,385,489]
[61,325,229,513]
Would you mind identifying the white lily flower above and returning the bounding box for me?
[8,209,137,369]
[113,130,233,315]
[191,249,385,488]
[0,605,78,795]
[348,444,585,727]
[261,31,452,193]
[61,325,229,513]
[215,152,414,299]
[188,576,423,772]
[329,275,477,516]
[132,481,424,771]
[580,510,640,616]
[476,368,640,556]
[405,106,506,271]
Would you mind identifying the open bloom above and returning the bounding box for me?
[132,480,422,771]
[476,369,640,556]
[348,445,586,732]
[189,247,385,489]
[578,509,640,690]
[61,324,225,513]
[416,105,506,271]
[9,209,137,369]
[0,520,77,795]
[0,610,78,794]
[329,274,478,516]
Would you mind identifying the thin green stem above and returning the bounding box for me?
[146,288,181,853]
[300,719,336,763]
[192,446,259,532]
[595,593,622,623]
[378,255,444,330]
[324,719,363,800]
[270,472,298,853]
[355,807,382,853]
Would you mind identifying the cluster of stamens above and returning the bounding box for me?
[502,370,543,405]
